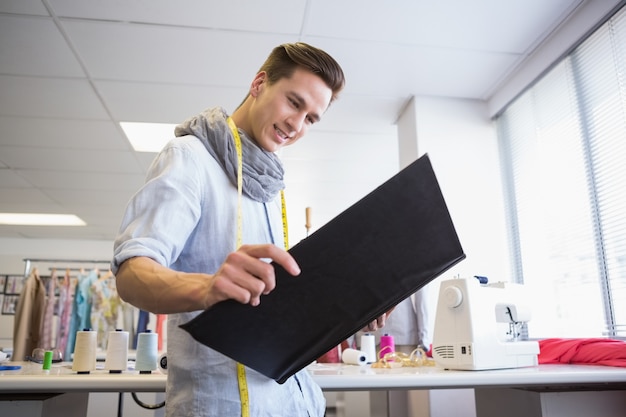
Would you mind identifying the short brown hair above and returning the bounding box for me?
[258,42,345,103]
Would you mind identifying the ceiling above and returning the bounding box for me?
[0,0,586,243]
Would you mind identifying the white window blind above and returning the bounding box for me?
[497,4,626,338]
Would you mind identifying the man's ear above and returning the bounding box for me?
[250,71,267,97]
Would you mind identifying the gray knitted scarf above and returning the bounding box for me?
[174,107,285,203]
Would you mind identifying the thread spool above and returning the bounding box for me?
[379,333,395,360]
[135,331,158,374]
[360,333,376,364]
[158,353,168,375]
[104,329,129,373]
[42,350,53,371]
[72,329,97,373]
[342,348,367,365]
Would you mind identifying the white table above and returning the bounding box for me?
[0,361,166,393]
[0,362,166,417]
[307,362,626,390]
[308,363,626,417]
[1,362,626,417]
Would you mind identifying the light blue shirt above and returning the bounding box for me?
[113,136,325,417]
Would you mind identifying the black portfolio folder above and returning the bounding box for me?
[180,153,465,383]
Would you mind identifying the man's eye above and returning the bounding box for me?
[289,98,299,108]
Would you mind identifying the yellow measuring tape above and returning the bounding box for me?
[227,117,289,417]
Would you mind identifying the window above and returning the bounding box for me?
[497,5,626,339]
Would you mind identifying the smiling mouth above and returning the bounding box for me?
[274,125,290,142]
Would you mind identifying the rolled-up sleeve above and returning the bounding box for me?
[112,138,204,274]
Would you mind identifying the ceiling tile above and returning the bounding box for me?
[95,80,243,123]
[63,20,292,85]
[0,169,32,187]
[0,0,49,15]
[0,188,60,205]
[306,0,582,52]
[0,227,28,238]
[0,75,109,119]
[311,37,521,99]
[72,204,128,223]
[0,146,143,174]
[0,15,84,77]
[0,116,130,150]
[50,0,306,33]
[15,170,145,191]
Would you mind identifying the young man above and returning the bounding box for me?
[112,43,371,416]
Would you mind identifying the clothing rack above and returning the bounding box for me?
[23,258,112,277]
[48,267,109,272]
[21,257,159,417]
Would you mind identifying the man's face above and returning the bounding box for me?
[247,67,333,153]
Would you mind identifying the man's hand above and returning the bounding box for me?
[206,244,300,307]
[362,307,395,332]
[115,244,300,314]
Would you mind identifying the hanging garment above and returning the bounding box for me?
[90,272,121,350]
[77,269,98,331]
[55,269,74,357]
[65,269,97,358]
[39,269,58,350]
[156,314,166,351]
[12,269,46,361]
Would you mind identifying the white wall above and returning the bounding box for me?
[400,96,502,417]
[414,96,509,282]
[0,237,113,273]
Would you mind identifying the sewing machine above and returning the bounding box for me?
[432,277,539,370]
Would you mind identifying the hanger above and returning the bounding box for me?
[99,269,113,281]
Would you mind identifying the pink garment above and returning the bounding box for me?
[539,338,626,367]
[55,270,74,356]
[40,270,57,349]
[156,314,166,351]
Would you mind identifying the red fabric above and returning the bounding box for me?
[538,338,626,367]
[317,340,351,363]
[156,314,166,351]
